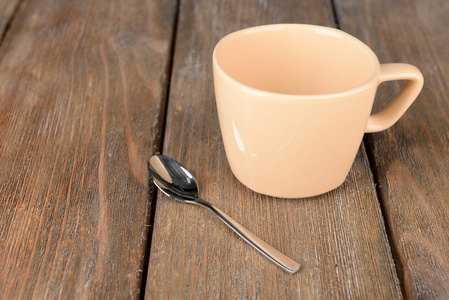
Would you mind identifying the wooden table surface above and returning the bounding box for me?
[0,0,448,298]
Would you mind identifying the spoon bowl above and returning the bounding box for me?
[148,155,199,202]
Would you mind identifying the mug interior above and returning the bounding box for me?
[215,25,377,95]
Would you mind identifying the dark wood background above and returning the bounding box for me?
[0,0,447,298]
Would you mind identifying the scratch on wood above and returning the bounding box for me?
[125,124,148,185]
[113,41,148,186]
[96,43,110,281]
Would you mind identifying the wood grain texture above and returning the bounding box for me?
[146,0,402,298]
[335,0,449,297]
[0,0,20,39]
[0,0,177,298]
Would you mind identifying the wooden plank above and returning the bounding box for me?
[0,0,20,39]
[335,0,449,297]
[146,0,402,298]
[0,0,177,298]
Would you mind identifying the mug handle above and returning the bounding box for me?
[365,63,424,133]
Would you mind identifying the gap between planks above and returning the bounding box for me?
[139,0,181,298]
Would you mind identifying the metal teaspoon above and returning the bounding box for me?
[148,154,300,274]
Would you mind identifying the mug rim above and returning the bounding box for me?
[213,24,380,99]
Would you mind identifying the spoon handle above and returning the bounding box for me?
[208,204,300,274]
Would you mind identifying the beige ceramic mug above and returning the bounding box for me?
[212,24,423,198]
